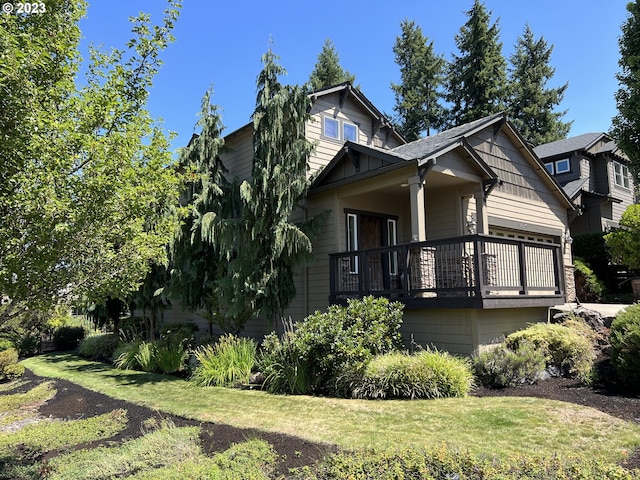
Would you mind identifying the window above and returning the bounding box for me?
[387,219,398,275]
[343,122,358,142]
[614,161,631,189]
[555,159,570,174]
[323,117,339,139]
[347,213,358,273]
[322,115,359,143]
[545,159,570,175]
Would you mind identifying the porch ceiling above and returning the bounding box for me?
[340,169,475,198]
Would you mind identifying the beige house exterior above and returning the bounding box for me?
[164,83,575,355]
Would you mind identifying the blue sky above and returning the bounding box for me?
[79,1,630,153]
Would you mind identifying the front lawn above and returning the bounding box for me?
[21,353,640,465]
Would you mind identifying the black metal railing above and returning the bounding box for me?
[329,234,564,304]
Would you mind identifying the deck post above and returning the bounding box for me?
[408,175,426,242]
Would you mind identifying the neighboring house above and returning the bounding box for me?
[534,133,636,235]
[165,83,575,354]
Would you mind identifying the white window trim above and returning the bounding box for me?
[544,162,554,174]
[387,219,398,275]
[322,115,359,143]
[343,121,358,142]
[347,213,358,274]
[613,161,631,189]
[555,159,570,174]
[323,116,339,140]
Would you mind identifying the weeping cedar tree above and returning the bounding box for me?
[391,19,446,140]
[238,48,324,329]
[174,51,323,334]
[507,24,571,146]
[308,39,356,90]
[169,89,247,334]
[0,0,184,326]
[444,0,508,128]
[612,1,640,181]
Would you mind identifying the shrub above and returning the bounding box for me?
[53,326,85,351]
[506,321,596,381]
[0,338,15,351]
[117,316,148,341]
[160,321,199,345]
[135,341,158,372]
[78,334,121,361]
[574,257,605,302]
[113,341,142,370]
[610,304,640,390]
[155,341,189,375]
[3,363,25,380]
[352,349,474,399]
[261,296,405,396]
[258,331,312,395]
[191,334,257,387]
[472,341,546,388]
[0,348,19,381]
[294,445,639,480]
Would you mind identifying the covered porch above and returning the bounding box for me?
[329,234,565,309]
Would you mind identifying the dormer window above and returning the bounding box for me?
[544,158,570,175]
[555,159,570,174]
[322,115,359,143]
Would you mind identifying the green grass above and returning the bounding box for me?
[21,353,640,466]
[46,420,277,480]
[0,408,128,453]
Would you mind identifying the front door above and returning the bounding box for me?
[359,215,383,290]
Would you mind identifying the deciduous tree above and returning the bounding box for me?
[0,0,183,325]
[611,1,640,180]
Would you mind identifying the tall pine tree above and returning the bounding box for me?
[444,0,508,128]
[391,19,446,140]
[508,24,571,145]
[308,39,356,90]
[612,1,640,180]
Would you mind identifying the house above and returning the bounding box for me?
[534,133,635,235]
[165,83,575,354]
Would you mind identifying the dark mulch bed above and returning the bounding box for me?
[8,368,640,475]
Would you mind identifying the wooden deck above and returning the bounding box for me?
[329,234,565,309]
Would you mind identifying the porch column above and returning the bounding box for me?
[475,187,489,234]
[408,175,426,241]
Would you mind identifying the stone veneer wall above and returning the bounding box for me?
[564,264,576,303]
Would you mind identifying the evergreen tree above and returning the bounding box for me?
[308,39,356,90]
[508,25,571,145]
[240,49,320,327]
[170,89,247,334]
[444,0,508,128]
[179,51,322,334]
[612,1,640,180]
[391,19,446,140]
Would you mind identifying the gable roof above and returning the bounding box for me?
[391,113,505,162]
[533,132,610,159]
[310,114,505,193]
[310,82,406,145]
[311,112,574,209]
